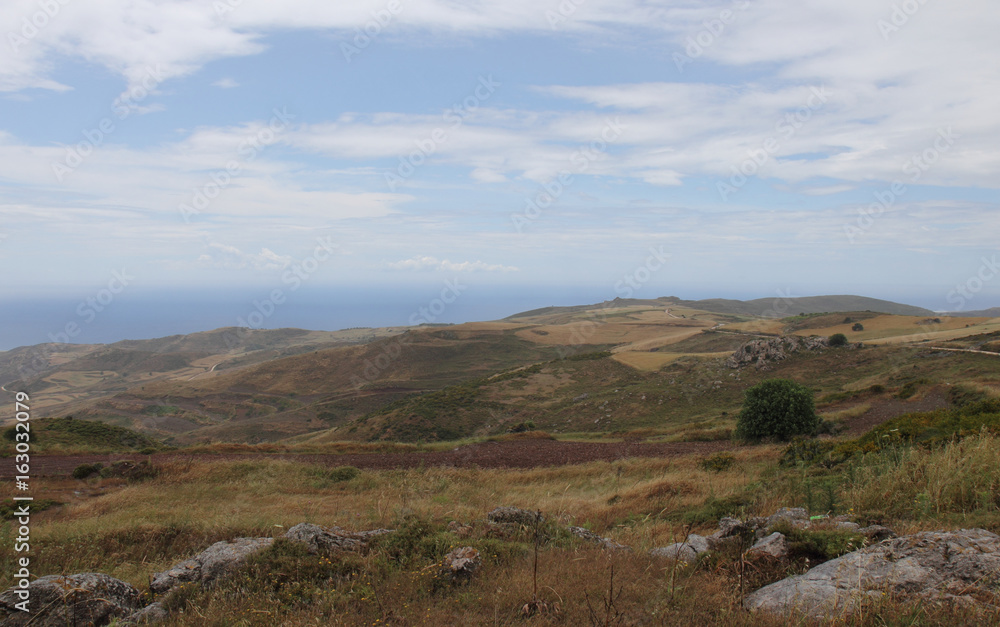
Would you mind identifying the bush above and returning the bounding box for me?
[735,379,818,442]
[828,333,848,347]
[72,463,104,480]
[328,466,360,482]
[698,452,736,472]
[852,323,864,332]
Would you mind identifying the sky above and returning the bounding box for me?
[2,0,999,347]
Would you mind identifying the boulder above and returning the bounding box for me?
[487,506,542,526]
[0,573,143,626]
[746,532,789,559]
[151,537,273,594]
[650,534,710,563]
[442,546,481,583]
[744,528,1000,618]
[284,523,365,553]
[122,602,169,625]
[567,526,631,551]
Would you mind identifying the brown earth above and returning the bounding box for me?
[4,439,732,478]
[839,389,952,435]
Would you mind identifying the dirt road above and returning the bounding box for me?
[4,439,732,478]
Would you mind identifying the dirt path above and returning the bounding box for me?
[928,347,1000,357]
[5,439,732,478]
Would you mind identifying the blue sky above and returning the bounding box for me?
[2,0,999,324]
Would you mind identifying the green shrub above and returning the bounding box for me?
[698,452,736,473]
[828,333,848,347]
[72,463,104,479]
[328,466,360,482]
[735,379,818,442]
[770,521,865,562]
[852,323,864,332]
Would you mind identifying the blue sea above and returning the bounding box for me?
[0,284,628,351]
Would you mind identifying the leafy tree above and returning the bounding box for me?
[828,333,848,347]
[735,379,818,442]
[852,323,864,332]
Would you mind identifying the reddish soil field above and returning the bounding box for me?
[4,439,732,478]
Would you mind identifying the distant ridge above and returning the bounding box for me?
[948,307,1000,318]
[507,295,935,319]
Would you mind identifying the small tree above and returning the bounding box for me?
[852,323,864,332]
[828,333,848,347]
[735,379,818,442]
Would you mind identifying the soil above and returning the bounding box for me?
[840,388,952,435]
[4,439,732,478]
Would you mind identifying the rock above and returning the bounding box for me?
[567,526,631,551]
[448,520,473,537]
[650,534,710,563]
[766,507,809,528]
[744,528,1000,618]
[0,573,143,626]
[728,337,829,370]
[151,537,273,594]
[859,525,897,543]
[285,523,365,553]
[834,522,861,532]
[487,507,542,526]
[747,532,789,559]
[442,546,481,583]
[122,602,169,625]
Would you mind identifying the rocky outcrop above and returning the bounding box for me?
[0,573,143,626]
[151,537,274,594]
[744,528,1000,617]
[568,526,631,551]
[727,336,832,370]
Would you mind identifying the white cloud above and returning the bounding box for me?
[212,78,239,88]
[197,242,291,270]
[386,256,519,272]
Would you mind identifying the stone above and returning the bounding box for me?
[650,534,710,563]
[744,528,1000,618]
[442,546,481,583]
[487,507,542,526]
[747,532,789,559]
[284,523,364,553]
[567,526,631,551]
[122,602,169,625]
[151,537,273,594]
[0,573,143,626]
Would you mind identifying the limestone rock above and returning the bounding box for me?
[151,537,273,594]
[487,507,542,526]
[650,534,710,563]
[442,546,481,582]
[122,602,169,625]
[744,528,1000,618]
[0,573,143,626]
[285,523,365,553]
[567,526,631,551]
[747,532,789,559]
